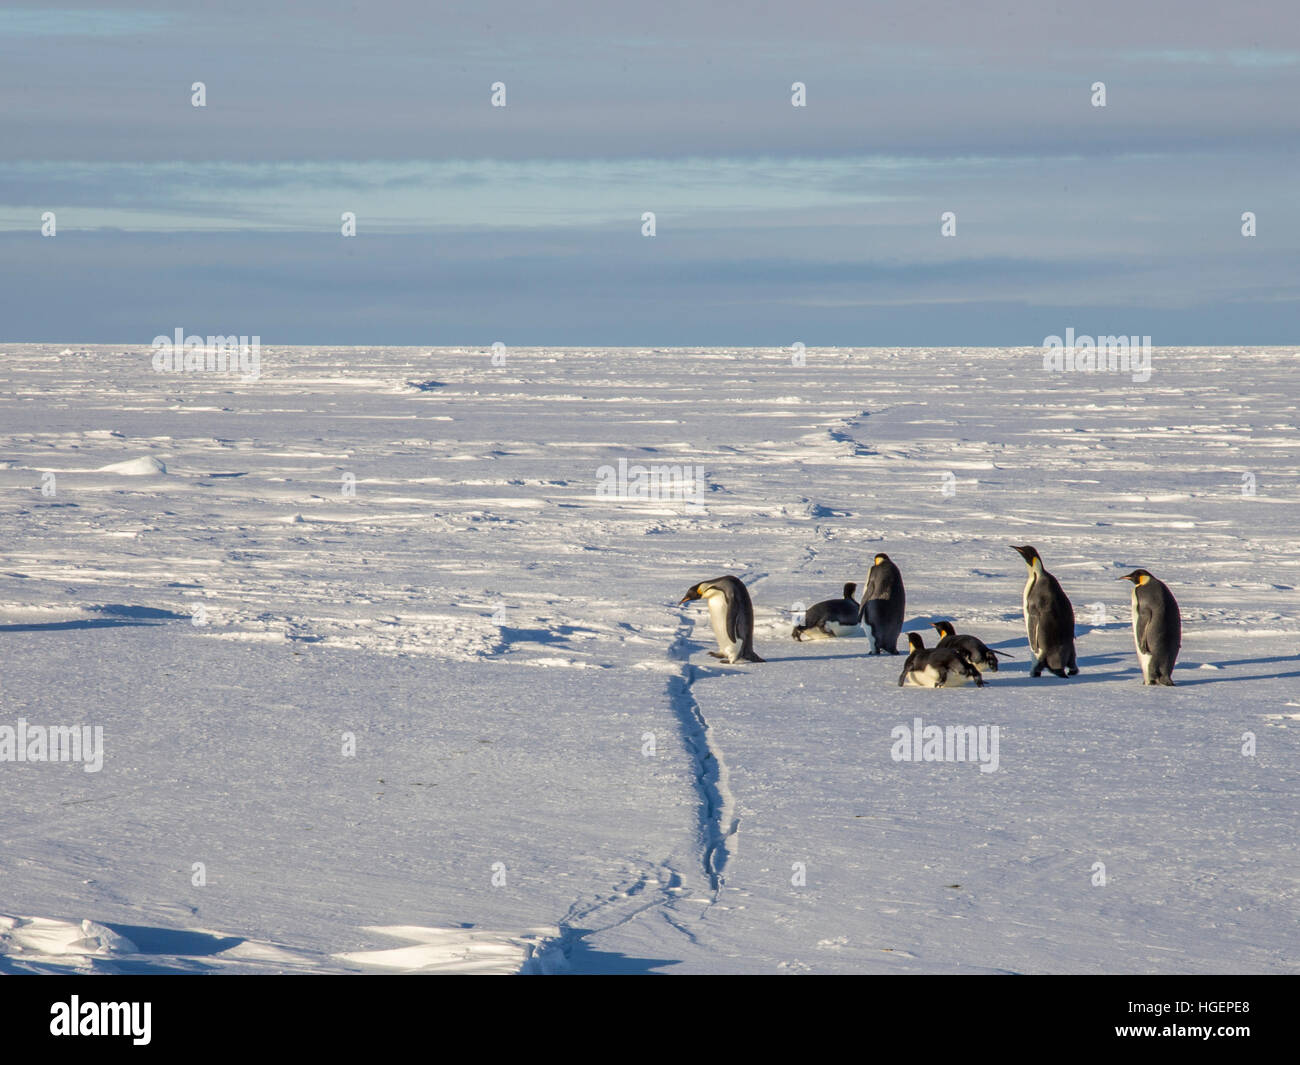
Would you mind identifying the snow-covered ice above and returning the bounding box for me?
[0,344,1296,973]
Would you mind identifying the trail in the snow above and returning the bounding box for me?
[552,864,687,965]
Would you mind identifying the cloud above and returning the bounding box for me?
[0,8,173,37]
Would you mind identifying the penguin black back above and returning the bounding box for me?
[793,581,864,641]
[1011,545,1078,678]
[862,553,906,655]
[930,620,1011,672]
[1118,569,1181,685]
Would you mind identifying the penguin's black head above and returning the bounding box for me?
[679,583,704,605]
[1011,544,1040,566]
[1117,569,1152,585]
[873,553,891,566]
[842,582,857,600]
[931,620,955,638]
[905,631,925,651]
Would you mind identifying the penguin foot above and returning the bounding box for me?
[707,651,726,659]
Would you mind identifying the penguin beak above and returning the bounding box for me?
[1117,572,1139,584]
[679,586,701,605]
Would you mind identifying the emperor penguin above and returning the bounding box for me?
[862,553,906,655]
[897,632,984,688]
[930,620,1012,673]
[679,576,765,663]
[792,582,865,641]
[1118,569,1181,685]
[1010,545,1078,678]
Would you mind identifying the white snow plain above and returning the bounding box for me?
[0,344,1296,974]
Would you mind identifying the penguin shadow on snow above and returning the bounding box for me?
[759,650,875,664]
[968,646,1131,686]
[1164,654,1300,687]
[992,646,1300,687]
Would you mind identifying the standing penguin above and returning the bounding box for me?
[897,632,984,688]
[1117,569,1181,686]
[792,582,865,641]
[1010,545,1078,678]
[679,576,765,663]
[861,553,906,654]
[930,620,1012,673]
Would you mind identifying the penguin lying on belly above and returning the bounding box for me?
[679,575,765,663]
[897,632,984,688]
[792,582,866,641]
[930,621,1013,672]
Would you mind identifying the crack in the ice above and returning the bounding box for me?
[544,614,744,970]
[667,621,739,900]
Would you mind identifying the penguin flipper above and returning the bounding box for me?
[1136,602,1154,654]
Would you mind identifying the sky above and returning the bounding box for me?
[1,1,1297,345]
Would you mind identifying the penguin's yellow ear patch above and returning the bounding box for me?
[874,555,885,565]
[1137,574,1149,585]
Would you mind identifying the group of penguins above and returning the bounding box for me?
[678,546,1183,687]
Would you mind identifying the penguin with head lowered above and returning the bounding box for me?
[897,632,984,687]
[861,553,906,654]
[1010,545,1078,678]
[679,575,765,663]
[930,620,1012,673]
[792,582,865,641]
[1117,569,1181,685]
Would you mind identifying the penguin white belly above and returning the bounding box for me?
[705,591,742,662]
[939,670,975,688]
[798,626,835,640]
[1022,573,1038,655]
[825,620,867,638]
[905,665,943,688]
[1132,591,1153,682]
